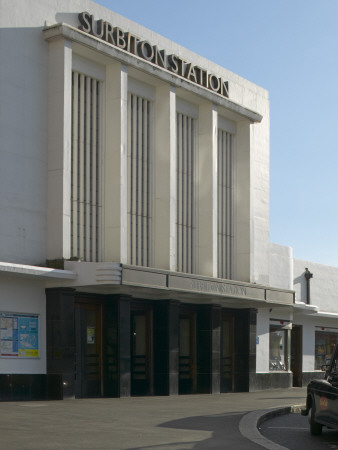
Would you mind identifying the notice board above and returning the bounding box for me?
[0,312,39,358]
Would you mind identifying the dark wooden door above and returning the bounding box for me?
[221,312,235,392]
[179,312,196,394]
[291,325,303,387]
[75,302,102,398]
[131,310,152,396]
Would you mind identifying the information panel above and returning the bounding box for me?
[0,313,39,358]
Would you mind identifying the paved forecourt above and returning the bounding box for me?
[0,387,307,450]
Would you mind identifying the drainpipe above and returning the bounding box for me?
[304,268,313,305]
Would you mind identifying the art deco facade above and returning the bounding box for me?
[0,0,337,400]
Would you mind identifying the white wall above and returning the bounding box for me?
[256,308,270,372]
[269,242,293,290]
[0,4,49,264]
[300,318,316,372]
[250,103,270,286]
[0,0,271,283]
[294,258,338,313]
[0,277,46,374]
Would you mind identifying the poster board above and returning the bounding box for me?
[0,312,39,358]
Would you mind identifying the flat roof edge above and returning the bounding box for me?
[43,23,263,123]
[0,262,77,280]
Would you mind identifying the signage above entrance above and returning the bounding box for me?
[120,265,294,305]
[78,12,229,99]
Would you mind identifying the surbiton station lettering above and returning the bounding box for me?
[79,12,229,98]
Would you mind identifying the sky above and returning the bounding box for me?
[95,0,338,268]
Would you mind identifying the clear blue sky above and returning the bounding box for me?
[95,0,338,267]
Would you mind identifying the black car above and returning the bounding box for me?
[302,344,338,435]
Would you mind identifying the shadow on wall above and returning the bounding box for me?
[293,270,307,303]
[55,12,79,26]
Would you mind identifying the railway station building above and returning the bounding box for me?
[1,0,338,400]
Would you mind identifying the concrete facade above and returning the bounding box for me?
[0,0,336,399]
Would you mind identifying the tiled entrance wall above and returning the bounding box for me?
[46,289,257,398]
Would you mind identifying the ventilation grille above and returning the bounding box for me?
[217,129,233,279]
[176,113,195,274]
[127,93,152,267]
[71,72,101,262]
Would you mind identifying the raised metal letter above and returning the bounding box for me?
[78,12,91,33]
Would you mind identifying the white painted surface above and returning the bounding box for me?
[250,103,270,286]
[47,38,72,261]
[153,85,176,271]
[7,0,337,379]
[256,308,270,372]
[197,103,217,277]
[103,63,128,263]
[294,258,338,313]
[1,0,270,282]
[269,243,293,290]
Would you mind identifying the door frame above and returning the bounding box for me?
[130,303,153,396]
[75,298,103,398]
[291,324,303,387]
[221,310,235,392]
[179,307,197,394]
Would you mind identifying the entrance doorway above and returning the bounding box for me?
[131,308,153,396]
[179,311,196,394]
[221,311,235,392]
[291,325,303,387]
[75,302,102,398]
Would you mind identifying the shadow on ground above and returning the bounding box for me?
[127,411,264,450]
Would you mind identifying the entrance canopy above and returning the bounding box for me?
[50,261,296,310]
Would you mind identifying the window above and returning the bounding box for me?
[127,93,152,267]
[176,111,196,274]
[71,71,102,262]
[315,331,338,370]
[217,128,234,279]
[269,326,287,371]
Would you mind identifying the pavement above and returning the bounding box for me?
[0,387,307,450]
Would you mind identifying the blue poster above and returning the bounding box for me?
[18,316,39,357]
